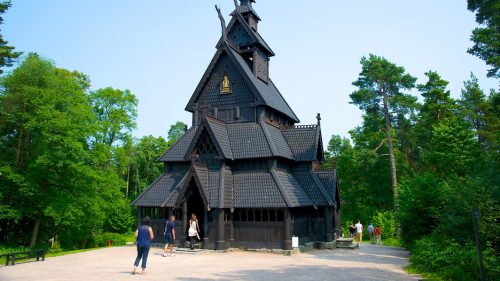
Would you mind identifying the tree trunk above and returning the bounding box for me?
[30,218,41,248]
[125,162,130,198]
[15,125,24,168]
[382,90,398,211]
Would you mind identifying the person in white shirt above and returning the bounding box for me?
[355,221,363,244]
[188,214,200,250]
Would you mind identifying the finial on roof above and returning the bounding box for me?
[240,0,255,6]
[234,0,239,8]
[215,5,227,41]
[316,113,321,125]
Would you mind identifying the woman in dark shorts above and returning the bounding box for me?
[133,216,154,275]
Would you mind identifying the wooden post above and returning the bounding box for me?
[325,207,333,242]
[282,209,292,250]
[216,209,225,250]
[137,207,142,228]
[203,209,209,249]
[182,201,188,248]
[229,211,235,247]
[308,211,314,242]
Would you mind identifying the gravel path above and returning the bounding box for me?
[0,243,421,281]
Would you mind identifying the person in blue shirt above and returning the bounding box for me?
[132,216,154,275]
[162,215,176,257]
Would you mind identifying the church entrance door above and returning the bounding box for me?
[186,179,205,240]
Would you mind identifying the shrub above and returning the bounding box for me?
[91,232,128,247]
[409,236,499,281]
[371,210,396,239]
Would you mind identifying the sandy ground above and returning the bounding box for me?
[0,243,422,281]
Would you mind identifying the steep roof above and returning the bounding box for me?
[185,43,299,123]
[316,170,338,206]
[282,125,322,161]
[159,117,324,163]
[218,12,273,56]
[131,164,334,208]
[158,126,197,162]
[225,46,298,122]
[131,170,188,207]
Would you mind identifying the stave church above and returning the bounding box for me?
[132,0,341,250]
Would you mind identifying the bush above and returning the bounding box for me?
[409,236,499,281]
[91,232,129,247]
[371,210,396,239]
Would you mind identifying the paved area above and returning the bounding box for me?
[0,243,421,281]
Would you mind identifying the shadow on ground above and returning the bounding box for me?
[176,264,416,281]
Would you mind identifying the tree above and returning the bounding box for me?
[0,53,97,247]
[350,54,417,212]
[167,121,187,146]
[90,87,138,147]
[459,73,490,148]
[0,1,21,74]
[467,0,500,78]
[128,135,169,197]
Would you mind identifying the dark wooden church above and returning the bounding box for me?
[132,0,340,250]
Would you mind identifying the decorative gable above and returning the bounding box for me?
[228,21,253,48]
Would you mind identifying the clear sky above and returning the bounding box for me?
[3,1,498,141]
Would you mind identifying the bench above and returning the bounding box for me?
[1,249,47,266]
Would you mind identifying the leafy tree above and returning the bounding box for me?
[0,53,97,247]
[0,1,21,74]
[90,87,138,147]
[167,121,187,146]
[128,135,169,198]
[467,0,500,78]
[350,54,417,211]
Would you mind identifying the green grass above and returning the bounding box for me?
[406,266,445,281]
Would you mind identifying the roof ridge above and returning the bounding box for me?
[205,114,227,124]
[259,120,278,157]
[290,124,318,129]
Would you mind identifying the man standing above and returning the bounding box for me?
[355,220,363,244]
[163,215,176,257]
[368,223,375,244]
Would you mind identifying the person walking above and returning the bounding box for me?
[368,222,375,244]
[375,225,382,245]
[355,220,363,244]
[163,215,176,257]
[132,216,154,275]
[349,223,356,238]
[188,214,200,250]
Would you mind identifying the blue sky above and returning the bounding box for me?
[3,1,498,141]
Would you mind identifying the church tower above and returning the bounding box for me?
[132,1,340,251]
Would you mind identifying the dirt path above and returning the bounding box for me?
[0,243,421,281]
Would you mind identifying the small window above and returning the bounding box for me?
[221,74,231,94]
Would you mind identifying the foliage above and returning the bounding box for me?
[467,0,500,78]
[91,232,130,247]
[350,54,417,212]
[408,237,499,281]
[329,54,499,280]
[0,1,21,74]
[167,121,188,146]
[0,54,137,249]
[371,210,396,239]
